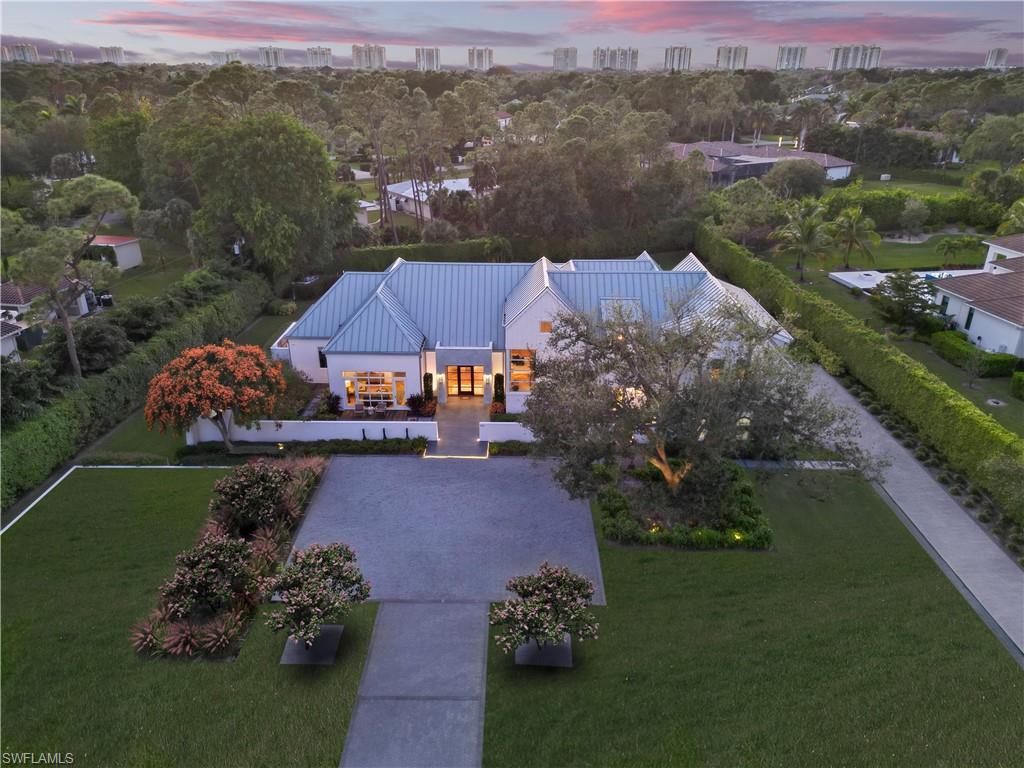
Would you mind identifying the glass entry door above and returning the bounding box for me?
[446,365,484,396]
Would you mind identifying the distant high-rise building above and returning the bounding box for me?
[716,46,748,71]
[1,46,10,63]
[553,47,578,71]
[257,45,286,68]
[592,47,639,72]
[210,51,242,66]
[985,48,1009,70]
[826,45,882,71]
[11,43,40,63]
[100,46,125,65]
[352,43,387,69]
[306,46,332,68]
[468,47,493,71]
[664,46,692,71]
[52,48,76,65]
[415,47,441,71]
[776,45,806,70]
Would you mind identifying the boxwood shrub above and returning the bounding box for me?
[931,331,1019,377]
[695,225,1024,525]
[0,274,270,509]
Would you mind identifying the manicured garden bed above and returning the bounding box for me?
[483,472,1023,767]
[0,468,375,766]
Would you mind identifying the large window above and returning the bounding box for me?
[342,371,407,407]
[445,365,484,396]
[509,350,535,393]
[964,308,975,331]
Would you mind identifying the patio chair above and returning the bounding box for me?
[353,401,365,418]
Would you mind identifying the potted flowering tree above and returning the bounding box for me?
[489,562,599,668]
[267,543,370,665]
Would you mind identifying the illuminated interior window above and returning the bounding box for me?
[539,320,552,333]
[346,371,407,406]
[509,350,535,393]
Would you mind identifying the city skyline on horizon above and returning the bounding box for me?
[1,1,1021,71]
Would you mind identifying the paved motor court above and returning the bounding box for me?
[292,455,606,604]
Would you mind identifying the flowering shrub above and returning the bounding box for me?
[209,460,294,536]
[266,543,370,648]
[489,562,599,654]
[159,532,262,620]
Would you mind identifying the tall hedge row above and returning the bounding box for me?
[695,225,1024,523]
[820,187,1005,232]
[338,218,697,272]
[1,274,270,509]
[931,331,1019,377]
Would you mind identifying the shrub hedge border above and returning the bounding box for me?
[695,224,1024,524]
[930,331,1018,378]
[0,274,270,509]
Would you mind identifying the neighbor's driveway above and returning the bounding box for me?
[293,456,606,604]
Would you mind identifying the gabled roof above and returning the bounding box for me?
[932,269,1024,327]
[983,233,1024,256]
[289,272,386,338]
[1,281,46,306]
[1,320,22,339]
[325,285,424,354]
[547,270,705,325]
[386,178,473,202]
[91,235,139,246]
[558,255,660,273]
[504,258,557,323]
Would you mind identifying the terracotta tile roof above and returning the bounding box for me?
[91,235,139,246]
[932,269,1024,326]
[1,281,46,306]
[983,234,1024,256]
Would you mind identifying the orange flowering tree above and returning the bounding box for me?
[145,340,286,451]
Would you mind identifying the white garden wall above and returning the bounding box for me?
[186,416,437,445]
[478,421,535,443]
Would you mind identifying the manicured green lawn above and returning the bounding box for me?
[83,303,311,461]
[99,223,194,300]
[484,472,1022,767]
[859,179,961,197]
[1,468,375,767]
[893,339,1024,436]
[870,236,986,271]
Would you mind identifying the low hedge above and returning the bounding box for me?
[931,331,1019,377]
[695,224,1024,525]
[0,274,270,509]
[1012,372,1024,401]
[487,440,532,456]
[176,437,427,462]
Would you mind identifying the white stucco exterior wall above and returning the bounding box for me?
[288,338,331,384]
[826,165,852,181]
[504,289,568,413]
[326,352,423,406]
[938,292,1024,356]
[984,246,1024,268]
[113,242,143,270]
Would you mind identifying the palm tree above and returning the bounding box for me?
[749,101,777,144]
[59,94,87,116]
[789,100,818,150]
[831,206,880,270]
[772,200,833,283]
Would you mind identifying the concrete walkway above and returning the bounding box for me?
[814,368,1024,661]
[341,602,489,768]
[426,397,489,458]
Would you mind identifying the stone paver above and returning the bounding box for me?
[293,456,606,604]
[815,368,1024,660]
[426,397,489,457]
[340,602,488,768]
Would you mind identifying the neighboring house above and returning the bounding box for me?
[494,111,513,130]
[385,178,476,221]
[276,252,790,413]
[89,235,144,271]
[1,320,22,361]
[668,141,855,185]
[932,242,1024,356]
[1,279,91,355]
[355,199,381,226]
[983,233,1024,267]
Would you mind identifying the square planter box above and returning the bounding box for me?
[514,634,572,668]
[279,625,344,665]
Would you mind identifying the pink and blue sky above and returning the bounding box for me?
[2,0,1021,70]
